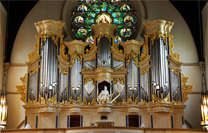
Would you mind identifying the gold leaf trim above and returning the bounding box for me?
[150,31,167,47]
[60,68,68,75]
[115,65,124,71]
[83,65,94,71]
[140,35,148,61]
[84,78,95,85]
[40,31,59,47]
[97,34,111,44]
[60,35,69,61]
[70,51,83,67]
[181,73,193,103]
[140,68,149,76]
[16,73,28,104]
[126,51,139,67]
[169,35,181,62]
[152,93,170,104]
[27,35,39,63]
[113,78,125,85]
[30,69,38,76]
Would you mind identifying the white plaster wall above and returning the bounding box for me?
[7,0,202,129]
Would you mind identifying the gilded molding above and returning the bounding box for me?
[26,35,39,63]
[181,73,193,103]
[16,73,28,104]
[97,76,112,81]
[70,51,83,67]
[113,78,125,85]
[84,78,95,85]
[126,51,139,67]
[169,35,181,62]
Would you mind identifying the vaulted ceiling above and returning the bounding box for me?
[1,0,207,62]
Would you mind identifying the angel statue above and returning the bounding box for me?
[98,86,112,104]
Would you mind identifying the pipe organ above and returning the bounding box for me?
[17,20,193,129]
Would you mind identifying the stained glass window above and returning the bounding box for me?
[71,0,137,44]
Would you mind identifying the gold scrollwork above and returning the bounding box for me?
[140,68,149,76]
[113,78,125,85]
[83,65,94,71]
[181,73,193,103]
[126,51,139,67]
[30,69,38,76]
[70,51,83,67]
[97,76,112,81]
[60,35,69,61]
[60,68,68,75]
[140,35,148,61]
[84,78,95,85]
[113,36,123,53]
[97,34,112,44]
[27,35,39,63]
[152,93,170,104]
[85,36,95,54]
[16,73,28,103]
[40,31,59,47]
[115,65,124,71]
[169,35,181,62]
[150,31,167,47]
[170,68,179,75]
[40,94,57,104]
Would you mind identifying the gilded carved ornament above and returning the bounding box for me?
[114,65,124,71]
[169,35,181,62]
[97,34,112,44]
[140,68,149,76]
[40,31,59,48]
[16,73,28,104]
[30,69,38,76]
[85,36,95,54]
[26,35,39,63]
[40,94,57,104]
[97,76,112,81]
[181,73,193,103]
[84,78,96,85]
[60,35,69,61]
[150,31,167,47]
[126,51,139,67]
[140,35,148,61]
[152,93,170,104]
[70,51,83,67]
[60,68,68,75]
[113,78,125,85]
[83,65,94,71]
[112,36,123,54]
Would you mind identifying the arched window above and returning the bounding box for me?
[71,0,137,46]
